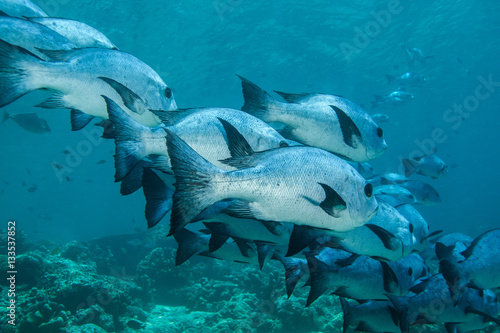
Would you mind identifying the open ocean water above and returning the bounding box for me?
[0,0,499,332]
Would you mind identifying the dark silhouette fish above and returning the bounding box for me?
[2,110,50,133]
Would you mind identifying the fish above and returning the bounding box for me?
[105,98,297,182]
[402,154,448,179]
[339,298,401,333]
[238,76,387,162]
[172,227,259,266]
[0,16,75,60]
[350,162,375,179]
[374,185,417,206]
[306,247,420,305]
[387,274,500,332]
[165,122,378,236]
[440,228,500,291]
[0,39,176,131]
[368,173,409,187]
[323,201,418,262]
[2,110,50,133]
[386,72,426,87]
[399,180,441,206]
[394,204,437,253]
[0,0,47,18]
[404,46,433,65]
[371,90,414,108]
[431,232,473,263]
[370,113,390,124]
[28,17,117,50]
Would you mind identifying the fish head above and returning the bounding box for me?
[363,123,388,161]
[347,176,379,228]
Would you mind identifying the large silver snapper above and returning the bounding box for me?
[0,16,75,59]
[105,101,297,181]
[440,228,500,291]
[0,40,176,129]
[238,76,387,162]
[165,128,378,236]
[0,0,47,18]
[28,17,117,50]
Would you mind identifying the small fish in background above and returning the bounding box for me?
[402,154,448,179]
[371,90,414,108]
[27,184,37,192]
[2,111,50,133]
[97,160,106,165]
[52,162,64,170]
[370,113,390,124]
[350,162,375,179]
[404,46,433,65]
[386,72,426,87]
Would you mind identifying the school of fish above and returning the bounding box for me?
[1,1,499,332]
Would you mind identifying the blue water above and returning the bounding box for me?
[1,0,499,243]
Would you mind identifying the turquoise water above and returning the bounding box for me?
[0,1,499,332]
[1,0,499,241]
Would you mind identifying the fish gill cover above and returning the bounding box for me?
[0,0,499,332]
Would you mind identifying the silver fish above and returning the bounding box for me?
[0,0,47,18]
[402,153,448,179]
[370,113,390,124]
[371,90,414,108]
[2,110,50,133]
[440,228,500,291]
[28,17,117,50]
[340,298,400,333]
[105,101,297,182]
[388,274,500,332]
[386,72,426,87]
[0,40,176,130]
[0,16,75,59]
[165,126,378,236]
[238,76,387,162]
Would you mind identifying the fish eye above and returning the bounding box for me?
[164,87,172,99]
[376,127,383,138]
[364,183,373,198]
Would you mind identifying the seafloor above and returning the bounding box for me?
[0,226,350,333]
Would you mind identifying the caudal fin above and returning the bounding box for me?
[402,159,419,178]
[0,40,39,107]
[165,129,223,236]
[142,167,174,228]
[439,259,466,294]
[272,252,308,298]
[104,96,151,182]
[237,75,275,121]
[339,297,353,333]
[173,228,207,266]
[1,110,10,123]
[386,74,397,84]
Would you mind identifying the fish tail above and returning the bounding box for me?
[0,39,39,107]
[1,110,10,124]
[237,75,275,121]
[103,96,150,182]
[142,168,174,229]
[371,95,383,109]
[386,74,396,84]
[385,294,411,333]
[402,158,419,178]
[272,252,307,298]
[439,258,466,294]
[172,228,206,266]
[165,128,223,236]
[339,297,353,333]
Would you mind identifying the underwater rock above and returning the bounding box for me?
[17,295,71,333]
